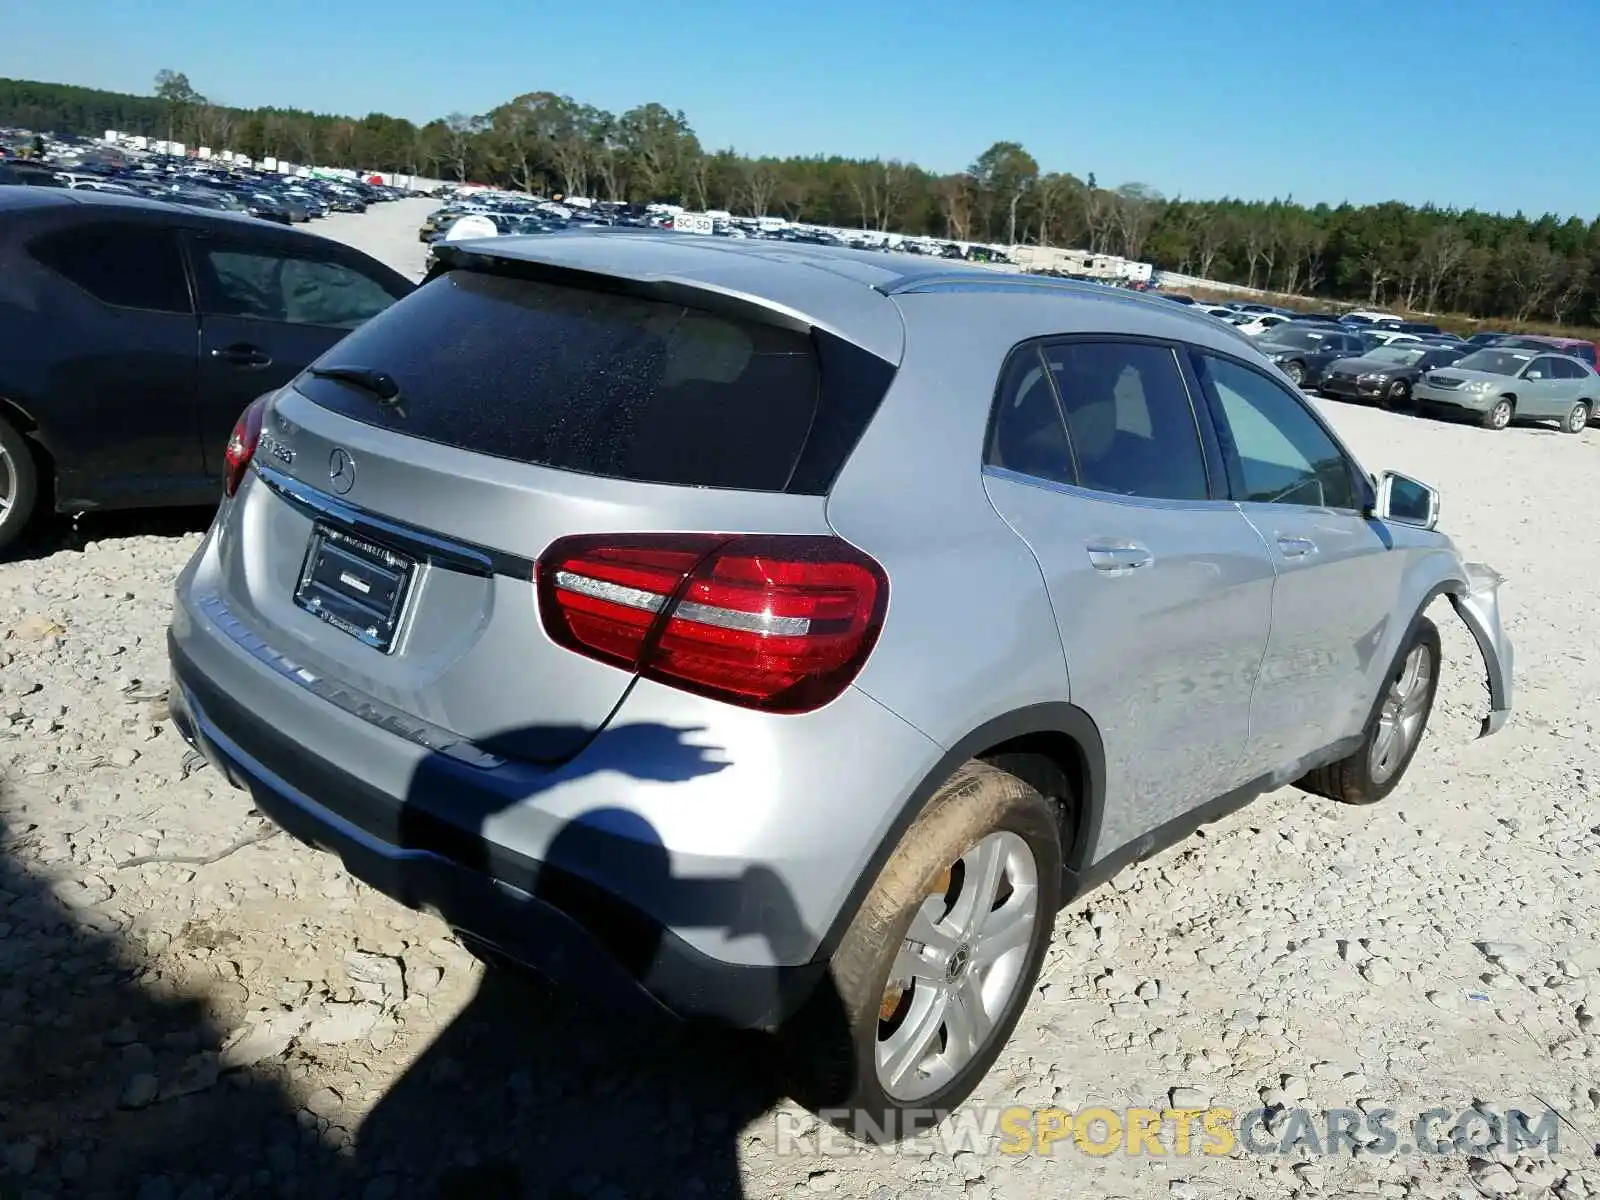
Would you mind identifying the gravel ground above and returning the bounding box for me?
[1,198,1597,1199]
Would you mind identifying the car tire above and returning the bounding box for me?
[781,761,1062,1144]
[1483,398,1514,430]
[0,415,40,553]
[1562,401,1590,434]
[1380,379,1410,410]
[1296,616,1441,807]
[1282,360,1306,386]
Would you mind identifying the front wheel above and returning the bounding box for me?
[1282,360,1306,386]
[781,762,1062,1143]
[1380,379,1410,410]
[1562,401,1591,434]
[1296,616,1441,806]
[1483,398,1514,430]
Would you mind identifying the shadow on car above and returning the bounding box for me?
[0,724,852,1198]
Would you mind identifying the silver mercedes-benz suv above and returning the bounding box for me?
[167,232,1512,1140]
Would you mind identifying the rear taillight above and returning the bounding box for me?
[223,395,269,497]
[536,533,889,714]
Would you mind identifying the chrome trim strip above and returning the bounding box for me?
[554,570,666,613]
[253,461,530,578]
[672,601,810,636]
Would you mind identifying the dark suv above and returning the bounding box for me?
[0,188,415,550]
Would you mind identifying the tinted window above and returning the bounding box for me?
[30,224,191,313]
[295,269,833,493]
[197,245,400,328]
[987,348,1074,485]
[1199,355,1357,510]
[1041,341,1209,501]
[1526,357,1559,379]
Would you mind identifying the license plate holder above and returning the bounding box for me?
[293,523,416,653]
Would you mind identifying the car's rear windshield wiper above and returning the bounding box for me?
[305,365,402,406]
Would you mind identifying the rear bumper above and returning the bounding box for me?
[169,637,830,1031]
[167,513,944,1028]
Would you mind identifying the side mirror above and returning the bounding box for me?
[1374,471,1439,530]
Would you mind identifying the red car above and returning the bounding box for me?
[1492,334,1600,370]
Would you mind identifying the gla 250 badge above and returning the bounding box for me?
[258,431,295,467]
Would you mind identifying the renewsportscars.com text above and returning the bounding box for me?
[776,1105,1562,1158]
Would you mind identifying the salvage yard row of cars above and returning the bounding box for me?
[0,151,420,223]
[0,176,1518,1142]
[1156,299,1600,433]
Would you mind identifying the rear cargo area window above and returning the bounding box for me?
[293,270,824,492]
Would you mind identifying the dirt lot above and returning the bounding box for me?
[0,198,1596,1200]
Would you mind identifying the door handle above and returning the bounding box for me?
[1277,535,1318,559]
[1086,540,1154,573]
[211,344,272,368]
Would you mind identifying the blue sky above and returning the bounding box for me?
[4,0,1591,219]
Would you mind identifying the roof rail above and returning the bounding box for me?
[875,271,1153,299]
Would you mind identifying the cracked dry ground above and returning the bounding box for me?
[0,245,1597,1198]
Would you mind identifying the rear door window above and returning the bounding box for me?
[1040,340,1211,501]
[30,223,192,313]
[293,269,831,493]
[194,243,402,328]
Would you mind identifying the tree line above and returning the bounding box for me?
[4,73,1599,329]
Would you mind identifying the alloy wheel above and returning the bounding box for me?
[0,441,13,522]
[875,831,1040,1102]
[1489,400,1512,429]
[1568,403,1590,434]
[1369,641,1434,786]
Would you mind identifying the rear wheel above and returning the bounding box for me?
[0,416,39,553]
[1483,398,1514,430]
[1562,401,1590,434]
[782,762,1061,1143]
[1297,616,1440,806]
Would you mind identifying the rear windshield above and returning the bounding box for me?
[293,269,832,492]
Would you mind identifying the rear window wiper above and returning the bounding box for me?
[305,365,403,408]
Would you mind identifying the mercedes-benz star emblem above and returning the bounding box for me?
[328,448,356,495]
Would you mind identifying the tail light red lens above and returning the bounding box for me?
[536,533,889,713]
[223,395,269,498]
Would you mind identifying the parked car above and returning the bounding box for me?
[1463,331,1516,349]
[1487,334,1599,370]
[0,187,415,549]
[1411,347,1597,431]
[1372,319,1442,335]
[0,162,65,187]
[1235,313,1294,337]
[1359,329,1423,352]
[1254,322,1369,387]
[1318,344,1466,407]
[242,192,293,225]
[166,234,1512,1140]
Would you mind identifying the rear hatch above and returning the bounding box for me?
[210,261,895,763]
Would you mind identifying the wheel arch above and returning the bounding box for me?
[0,394,57,512]
[815,701,1106,961]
